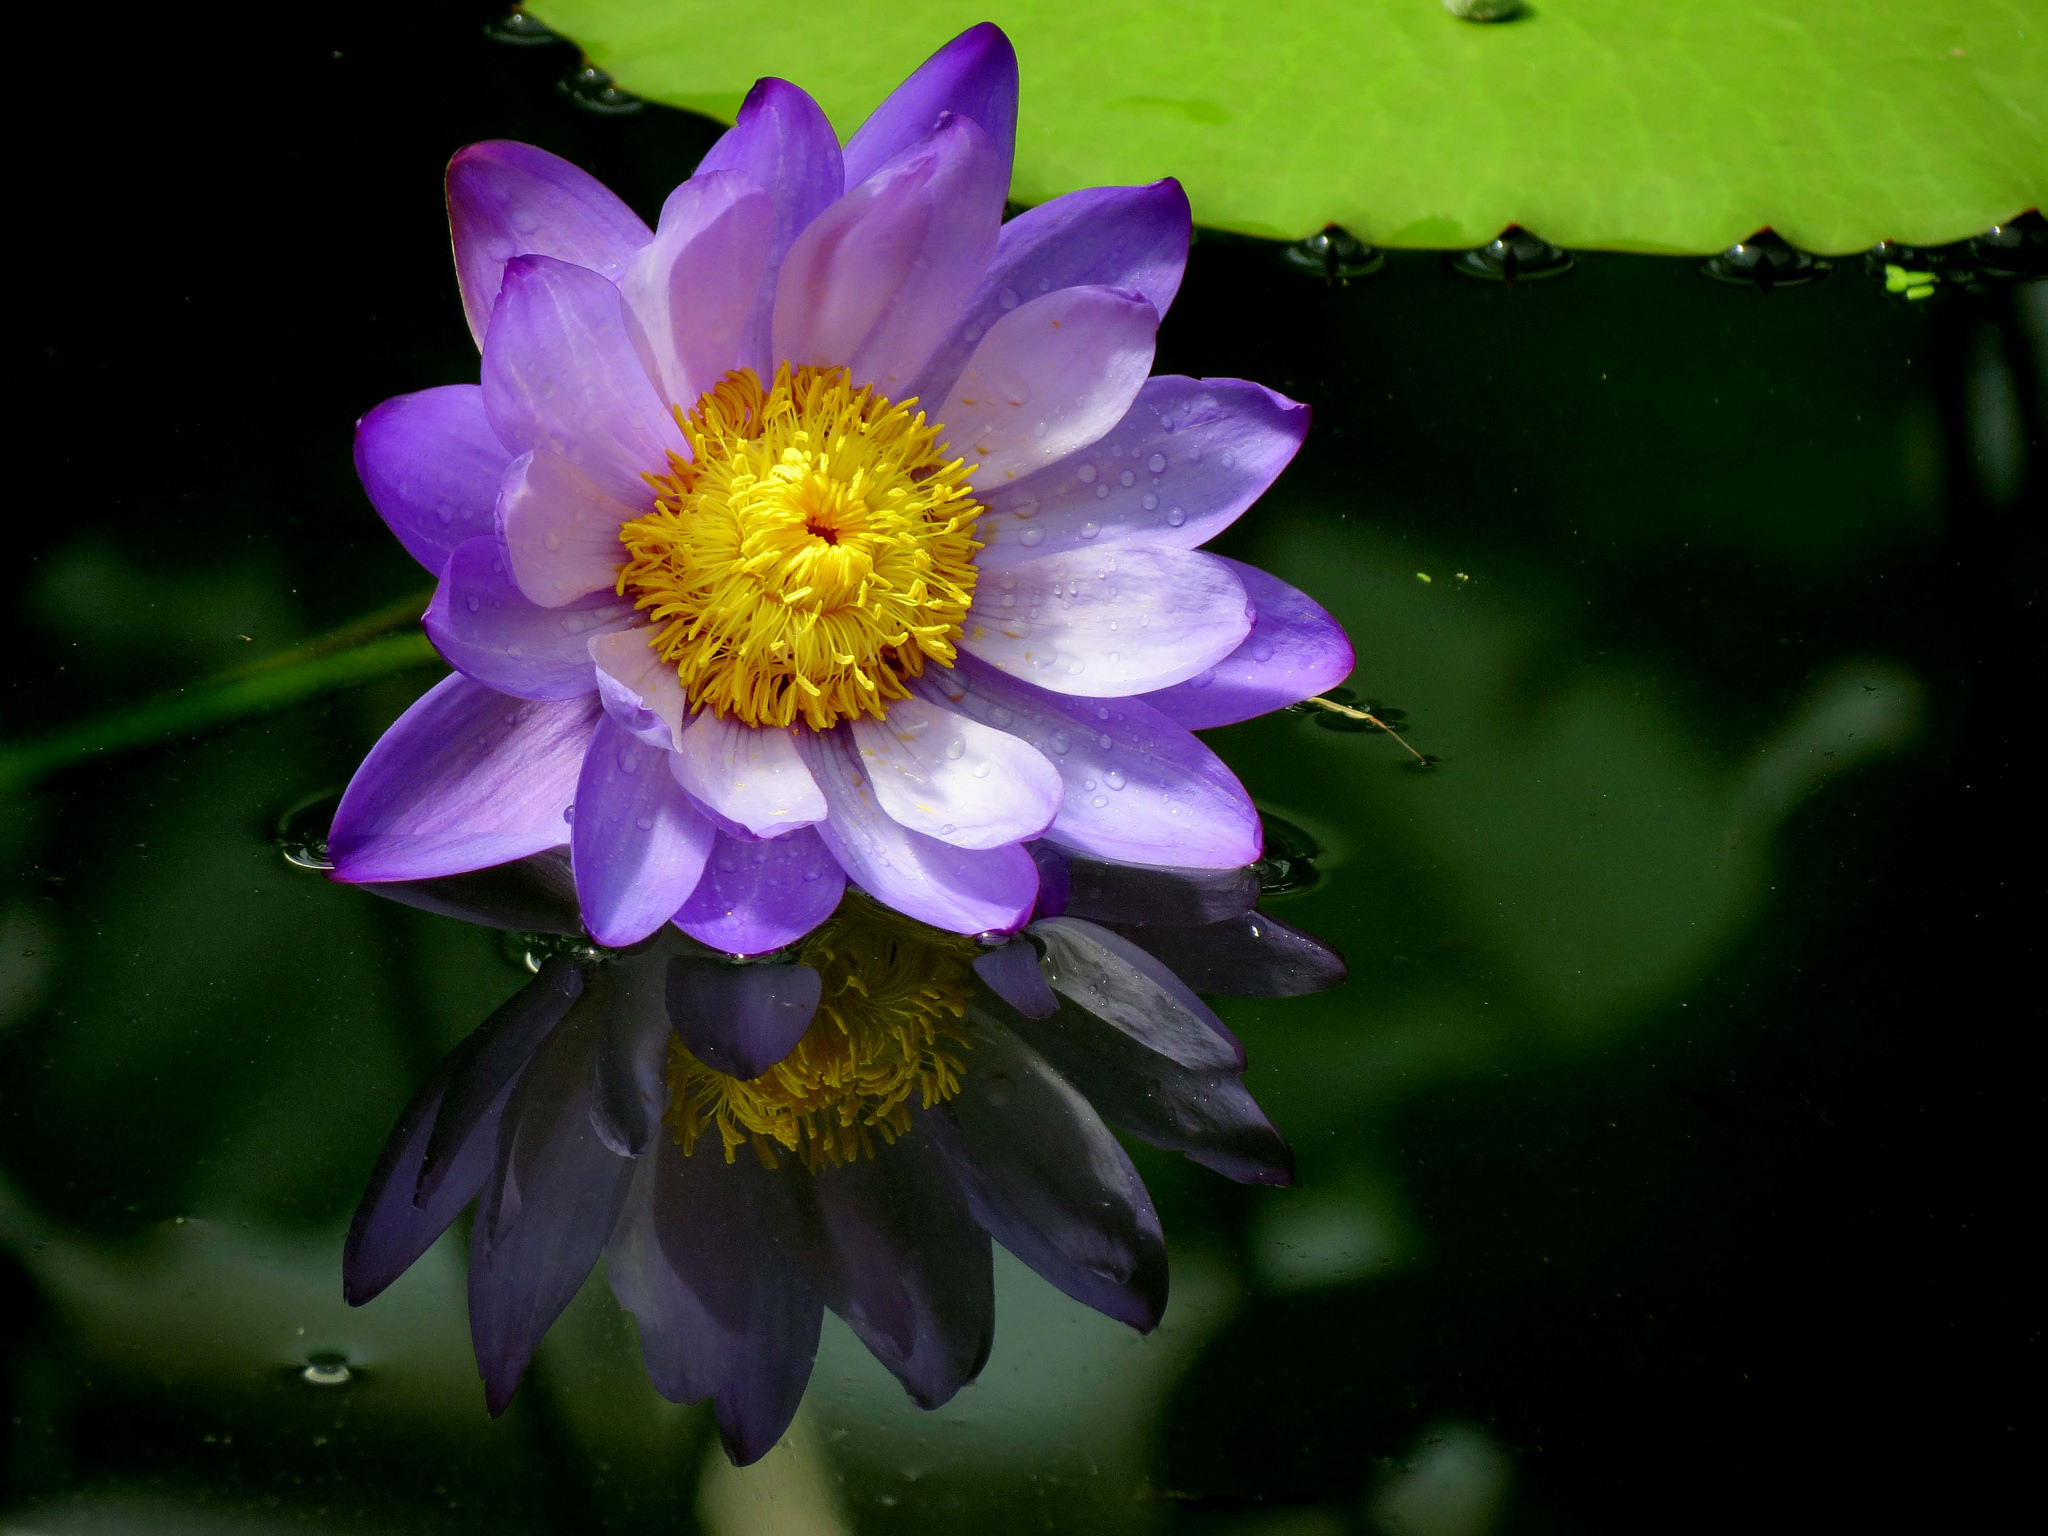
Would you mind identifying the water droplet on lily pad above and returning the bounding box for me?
[1283,223,1385,281]
[1451,226,1574,282]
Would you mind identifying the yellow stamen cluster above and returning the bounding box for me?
[667,897,979,1171]
[617,364,982,730]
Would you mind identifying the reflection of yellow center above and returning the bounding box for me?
[616,364,981,731]
[667,896,978,1170]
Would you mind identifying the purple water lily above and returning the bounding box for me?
[334,23,1351,951]
[345,846,1341,1463]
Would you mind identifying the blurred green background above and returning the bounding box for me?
[1,4,2038,1534]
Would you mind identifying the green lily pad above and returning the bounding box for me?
[531,0,2044,253]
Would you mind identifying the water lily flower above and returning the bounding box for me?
[344,848,1341,1463]
[335,23,1351,951]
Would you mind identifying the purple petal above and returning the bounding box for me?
[589,629,688,751]
[911,180,1191,407]
[448,140,652,348]
[692,78,846,375]
[940,286,1157,489]
[1060,854,1260,926]
[589,954,676,1157]
[998,1003,1293,1187]
[354,385,511,574]
[606,1154,729,1405]
[418,955,590,1206]
[976,378,1310,568]
[772,115,1005,397]
[572,716,717,948]
[970,938,1056,1018]
[425,535,633,701]
[499,447,647,608]
[1030,916,1242,1069]
[329,677,601,883]
[916,658,1263,870]
[812,1127,994,1408]
[667,957,822,1078]
[1105,912,1347,998]
[672,714,827,839]
[961,544,1248,697]
[470,1000,638,1415]
[482,255,684,507]
[344,1051,503,1306]
[1027,842,1071,918]
[929,1018,1166,1332]
[365,847,581,934]
[674,828,847,955]
[849,695,1061,849]
[842,23,1017,192]
[1145,560,1354,730]
[798,727,1039,936]
[620,171,775,407]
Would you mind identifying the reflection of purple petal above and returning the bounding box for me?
[674,828,845,955]
[353,385,510,573]
[571,717,717,948]
[841,21,1017,190]
[329,677,600,884]
[667,957,822,1079]
[425,535,633,701]
[589,956,676,1156]
[813,1127,994,1408]
[930,1019,1167,1331]
[1000,1003,1293,1187]
[1105,911,1347,998]
[1031,916,1243,1069]
[1060,852,1259,926]
[971,938,1057,1018]
[366,847,581,935]
[448,140,652,347]
[1145,560,1354,730]
[606,1154,730,1404]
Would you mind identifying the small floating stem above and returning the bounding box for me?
[1297,694,1431,763]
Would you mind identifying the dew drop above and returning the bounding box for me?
[944,737,966,760]
[543,529,561,550]
[962,323,983,342]
[1091,795,1109,808]
[1147,452,1168,473]
[1105,769,1127,790]
[634,815,655,831]
[1076,464,1097,484]
[1031,421,1048,439]
[1119,470,1135,486]
[989,706,1014,727]
[1142,492,1159,510]
[1049,730,1072,754]
[562,804,576,823]
[1080,521,1100,540]
[1019,526,1045,546]
[1165,506,1187,527]
[465,594,481,612]
[971,761,993,779]
[998,286,1020,310]
[1219,450,1235,469]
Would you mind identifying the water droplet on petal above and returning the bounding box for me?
[1019,526,1044,546]
[1105,769,1127,789]
[1049,730,1072,754]
[1076,464,1097,484]
[1165,506,1187,527]
[1142,492,1159,510]
[971,761,992,779]
[634,814,655,831]
[1119,470,1135,486]
[1090,795,1109,808]
[1031,421,1048,439]
[944,737,966,760]
[1080,521,1100,539]
[1147,452,1169,474]
[989,706,1013,727]
[1250,638,1275,662]
[998,286,1020,310]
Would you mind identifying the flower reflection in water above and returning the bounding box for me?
[343,845,1339,1462]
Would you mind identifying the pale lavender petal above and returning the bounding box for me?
[418,955,590,1205]
[996,1003,1293,1187]
[470,1001,637,1415]
[970,938,1056,1018]
[976,379,1309,567]
[345,1052,502,1306]
[572,716,717,948]
[499,447,648,607]
[667,957,822,1078]
[588,629,688,752]
[674,828,847,956]
[1030,916,1243,1069]
[850,695,1060,849]
[691,78,846,373]
[1061,853,1260,926]
[917,657,1262,870]
[448,140,653,348]
[589,955,675,1156]
[672,713,827,839]
[620,171,774,408]
[425,535,634,701]
[960,544,1249,697]
[911,180,1191,407]
[1145,561,1354,730]
[482,255,684,507]
[772,115,1004,397]
[368,847,581,935]
[354,385,511,573]
[798,728,1038,936]
[842,23,1017,191]
[813,1128,994,1408]
[939,286,1157,489]
[329,677,601,883]
[1105,911,1347,998]
[929,1017,1166,1331]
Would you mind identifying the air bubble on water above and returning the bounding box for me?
[1077,464,1097,484]
[1147,452,1168,473]
[302,1355,353,1388]
[273,788,343,872]
[1019,527,1044,546]
[998,287,1020,310]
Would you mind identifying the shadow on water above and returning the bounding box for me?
[1,3,2040,1533]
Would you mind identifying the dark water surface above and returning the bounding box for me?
[4,5,2039,1533]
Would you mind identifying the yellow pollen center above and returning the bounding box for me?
[617,364,982,730]
[666,898,978,1171]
